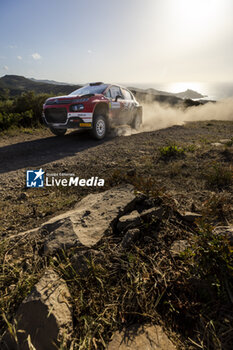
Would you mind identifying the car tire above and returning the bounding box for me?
[49,127,67,136]
[91,115,107,140]
[131,113,141,130]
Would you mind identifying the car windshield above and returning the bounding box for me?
[69,84,108,96]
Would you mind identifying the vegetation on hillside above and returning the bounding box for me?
[0,91,51,131]
[0,75,82,131]
[0,75,80,97]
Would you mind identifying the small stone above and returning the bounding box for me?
[213,226,233,245]
[127,169,136,177]
[144,236,154,243]
[4,195,13,200]
[121,228,140,249]
[170,240,190,257]
[219,139,231,144]
[182,211,202,223]
[211,143,223,147]
[18,192,28,200]
[140,207,164,222]
[117,211,141,231]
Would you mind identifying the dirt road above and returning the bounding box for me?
[0,121,232,236]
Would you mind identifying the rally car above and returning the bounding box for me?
[42,82,142,139]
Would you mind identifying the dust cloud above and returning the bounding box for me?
[111,98,233,136]
[141,97,233,132]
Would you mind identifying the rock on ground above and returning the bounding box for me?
[120,228,141,249]
[117,207,164,232]
[107,324,176,350]
[42,184,136,254]
[117,210,141,231]
[170,240,190,258]
[181,211,202,223]
[2,269,73,350]
[15,185,137,255]
[213,225,233,245]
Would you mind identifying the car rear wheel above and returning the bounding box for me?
[131,114,141,130]
[49,127,67,136]
[91,115,107,140]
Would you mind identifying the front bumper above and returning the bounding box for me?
[42,110,93,129]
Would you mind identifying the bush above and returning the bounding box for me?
[159,143,185,160]
[0,110,35,130]
[0,91,52,131]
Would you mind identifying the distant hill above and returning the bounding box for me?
[0,75,81,97]
[0,74,207,102]
[128,86,206,100]
[175,89,206,99]
[129,87,183,106]
[29,78,73,86]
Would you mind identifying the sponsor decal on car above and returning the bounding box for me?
[109,102,121,109]
[68,112,93,118]
[79,123,92,127]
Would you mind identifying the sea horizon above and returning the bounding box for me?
[122,81,233,101]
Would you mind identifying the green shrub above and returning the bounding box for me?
[159,143,185,159]
[0,110,35,130]
[0,91,52,131]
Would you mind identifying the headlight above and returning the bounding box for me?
[70,104,84,112]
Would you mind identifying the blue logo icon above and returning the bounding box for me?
[26,169,44,188]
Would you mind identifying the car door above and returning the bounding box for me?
[121,88,135,125]
[107,86,124,125]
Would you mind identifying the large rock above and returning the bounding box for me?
[107,324,176,350]
[15,185,136,255]
[2,269,73,350]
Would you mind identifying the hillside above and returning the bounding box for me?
[0,75,207,102]
[29,77,73,85]
[0,75,81,97]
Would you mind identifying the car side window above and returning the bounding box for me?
[105,89,112,99]
[122,89,132,100]
[110,86,122,100]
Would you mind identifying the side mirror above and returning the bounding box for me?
[115,95,122,102]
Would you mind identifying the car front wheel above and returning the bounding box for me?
[49,127,67,136]
[91,115,107,140]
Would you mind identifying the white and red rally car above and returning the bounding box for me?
[42,82,142,139]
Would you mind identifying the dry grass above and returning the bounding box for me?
[0,121,233,349]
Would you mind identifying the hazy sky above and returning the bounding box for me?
[0,0,233,84]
